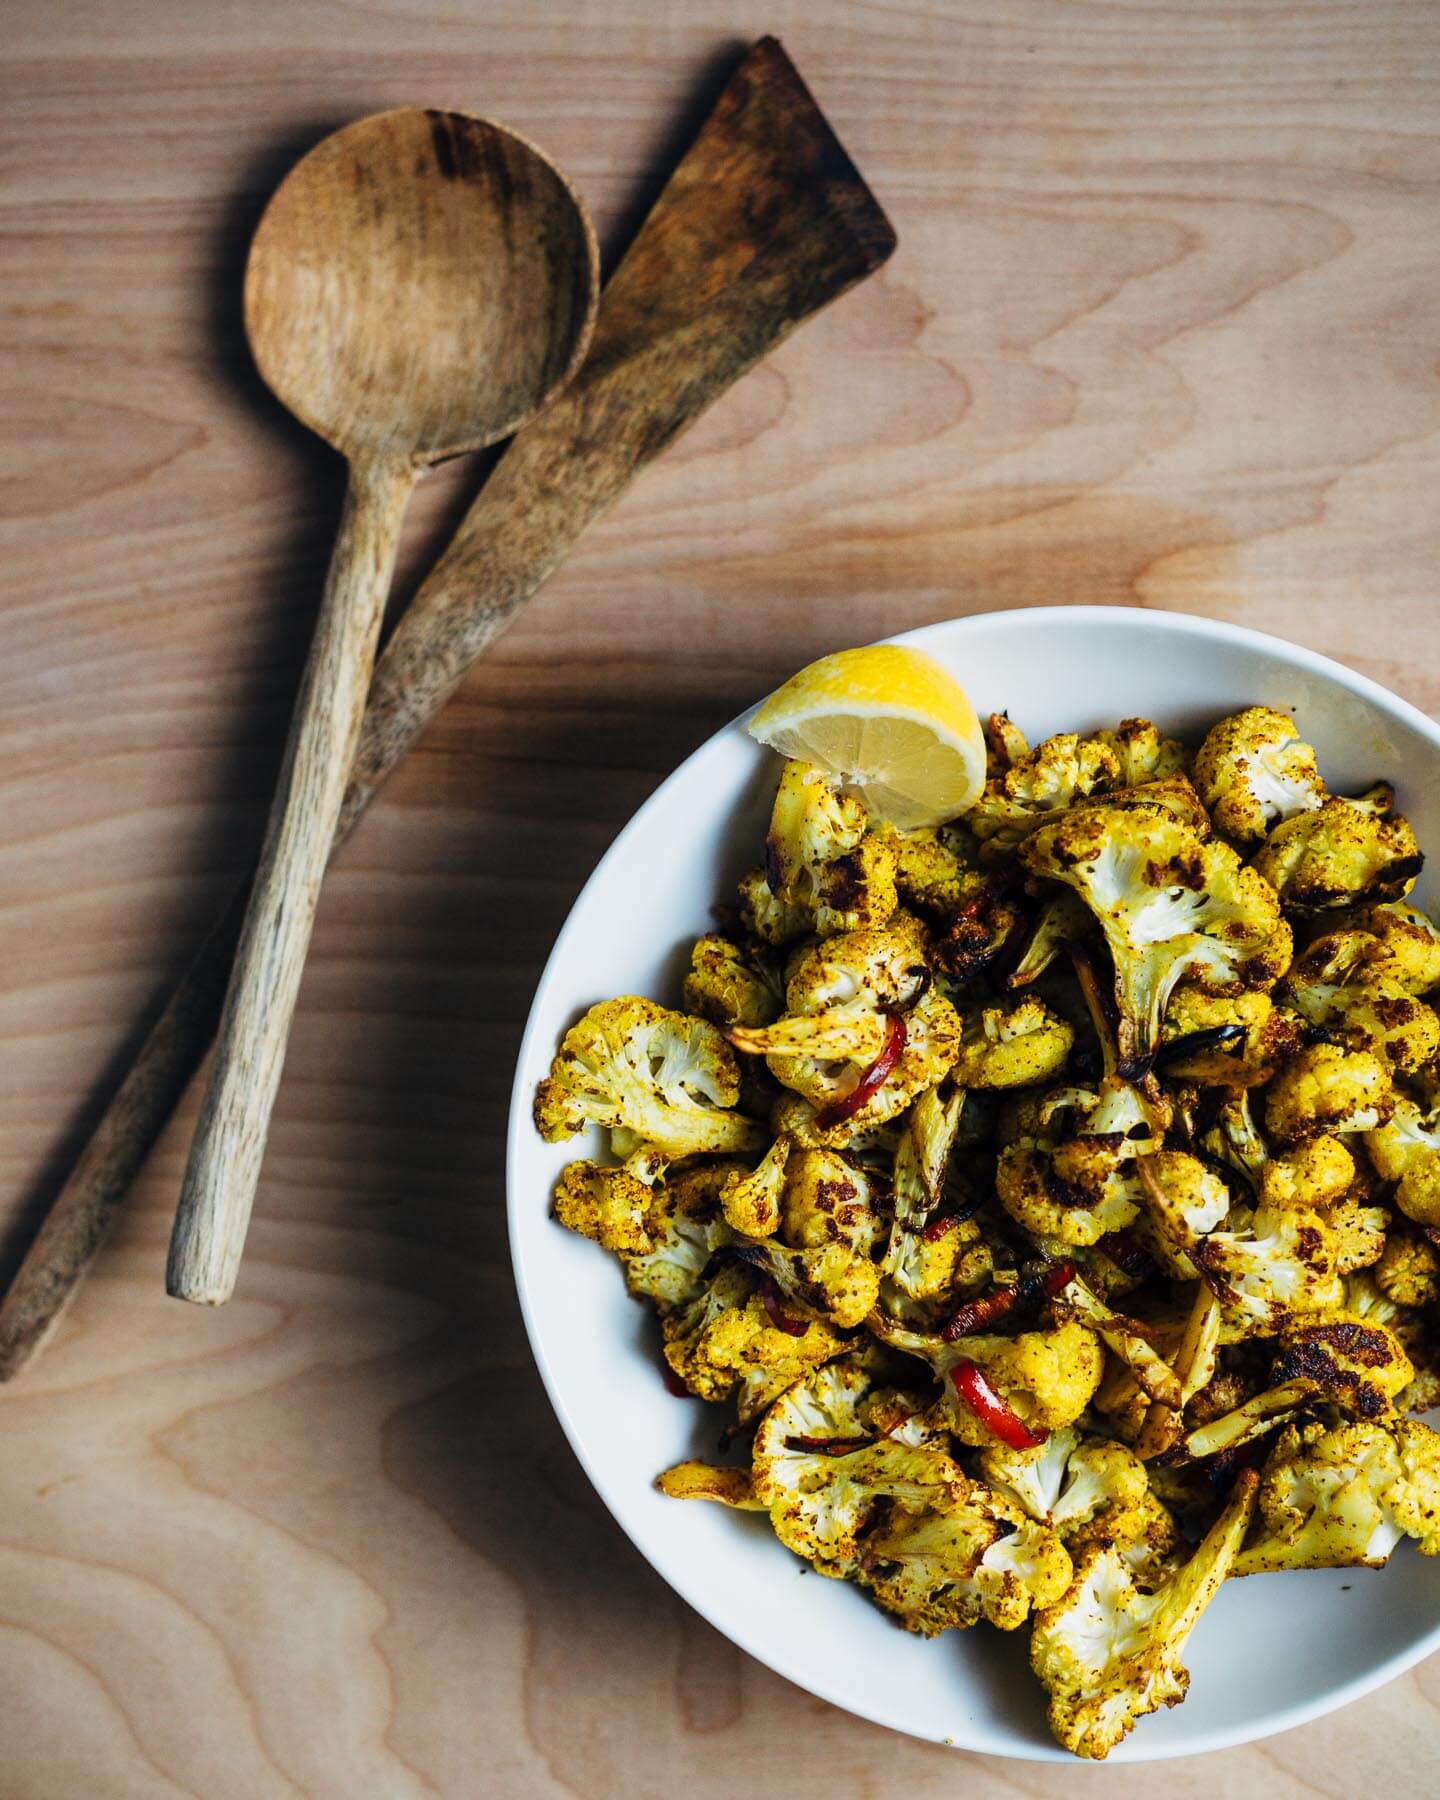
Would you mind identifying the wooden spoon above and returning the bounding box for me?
[166,108,598,1305]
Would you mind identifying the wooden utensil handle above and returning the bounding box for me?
[166,457,415,1304]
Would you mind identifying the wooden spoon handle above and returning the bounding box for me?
[166,457,415,1304]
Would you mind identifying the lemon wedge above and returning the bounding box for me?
[747,644,987,830]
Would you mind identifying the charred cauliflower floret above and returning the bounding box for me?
[1158,986,1301,1084]
[781,1148,886,1254]
[1234,1416,1440,1574]
[1253,784,1423,912]
[765,760,898,934]
[1339,900,1440,995]
[887,823,983,915]
[1192,706,1326,845]
[883,1086,967,1301]
[1263,1042,1394,1143]
[1020,800,1291,1076]
[1375,1231,1440,1309]
[1029,1473,1257,1761]
[1282,931,1440,1074]
[661,1261,848,1416]
[535,997,766,1158]
[729,1234,880,1331]
[618,1163,736,1306]
[682,934,783,1029]
[979,1428,1150,1547]
[750,1359,966,1575]
[862,1489,1072,1634]
[968,731,1122,858]
[950,997,1075,1090]
[1093,718,1189,789]
[1190,1204,1343,1340]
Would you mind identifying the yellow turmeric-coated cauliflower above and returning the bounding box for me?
[780,1148,886,1254]
[1093,718,1190,789]
[875,1315,1106,1448]
[682,934,783,1029]
[968,730,1122,858]
[1158,986,1301,1084]
[1253,784,1424,912]
[1375,1231,1440,1308]
[1338,900,1440,994]
[1191,1204,1343,1340]
[886,823,984,915]
[1029,1473,1257,1760]
[736,866,812,945]
[862,1487,1072,1633]
[1234,1416,1440,1574]
[1282,930,1440,1074]
[1263,1042,1394,1143]
[535,997,766,1158]
[750,1359,966,1575]
[1020,800,1291,1076]
[765,760,899,934]
[979,1427,1150,1548]
[661,1262,848,1415]
[1365,1096,1440,1228]
[950,997,1075,1090]
[1192,706,1327,845]
[718,1137,791,1237]
[551,1159,654,1255]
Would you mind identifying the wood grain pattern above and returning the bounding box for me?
[3,1,1439,1793]
[169,109,599,1303]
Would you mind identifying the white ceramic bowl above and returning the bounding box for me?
[507,606,1440,1762]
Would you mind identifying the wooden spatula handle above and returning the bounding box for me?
[167,456,415,1304]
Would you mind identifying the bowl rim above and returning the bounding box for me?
[505,604,1440,1761]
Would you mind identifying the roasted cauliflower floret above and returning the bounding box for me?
[551,1159,653,1255]
[1029,1473,1257,1761]
[534,997,766,1157]
[1375,1231,1440,1309]
[1093,718,1189,789]
[979,1427,1150,1547]
[1257,1135,1355,1212]
[1282,931,1440,1074]
[750,1359,965,1575]
[950,997,1075,1090]
[1020,801,1291,1076]
[1234,1416,1440,1574]
[682,934,782,1029]
[1192,706,1326,845]
[1158,986,1301,1084]
[780,1148,885,1254]
[1339,900,1440,995]
[1253,784,1424,912]
[661,1262,847,1414]
[862,1491,1072,1633]
[730,1235,880,1331]
[718,1136,791,1237]
[737,866,811,945]
[765,761,898,934]
[883,1086,966,1300]
[968,731,1122,858]
[1365,1096,1440,1228]
[619,1163,736,1306]
[887,823,983,915]
[1263,1042,1393,1144]
[876,1316,1106,1448]
[1191,1204,1343,1339]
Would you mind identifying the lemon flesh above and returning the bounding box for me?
[747,645,986,830]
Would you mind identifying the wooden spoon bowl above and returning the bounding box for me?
[166,109,598,1305]
[245,107,597,461]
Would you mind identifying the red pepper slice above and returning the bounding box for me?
[814,1011,907,1130]
[949,1358,1047,1450]
[784,1434,875,1455]
[759,1278,809,1337]
[660,1360,690,1397]
[940,1259,1075,1342]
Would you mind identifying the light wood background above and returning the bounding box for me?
[3,2,1439,1794]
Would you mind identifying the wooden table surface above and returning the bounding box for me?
[4,2,1439,1793]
